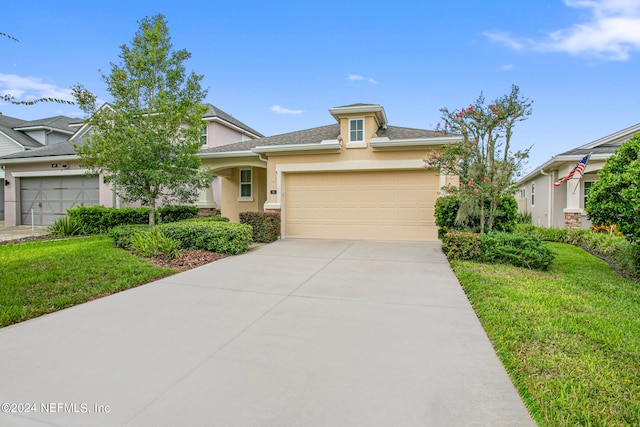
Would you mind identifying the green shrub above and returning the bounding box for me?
[441,231,482,261]
[480,232,554,270]
[130,228,182,259]
[157,205,199,223]
[48,216,83,237]
[160,221,252,255]
[435,194,518,236]
[68,206,149,234]
[108,224,152,249]
[515,223,640,279]
[239,211,281,243]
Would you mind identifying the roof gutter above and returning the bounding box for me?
[370,135,464,149]
[0,155,77,165]
[199,150,259,159]
[252,139,342,154]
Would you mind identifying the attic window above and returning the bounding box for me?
[347,118,366,148]
[201,124,208,147]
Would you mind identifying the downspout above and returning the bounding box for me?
[539,168,552,227]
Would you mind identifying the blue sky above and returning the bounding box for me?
[2,0,639,173]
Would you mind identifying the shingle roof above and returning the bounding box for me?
[556,143,622,157]
[0,141,77,159]
[0,114,79,149]
[200,124,453,154]
[203,104,264,137]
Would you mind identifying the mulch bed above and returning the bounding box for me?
[149,250,228,271]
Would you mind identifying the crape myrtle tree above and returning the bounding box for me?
[585,133,640,240]
[427,85,532,233]
[72,14,210,226]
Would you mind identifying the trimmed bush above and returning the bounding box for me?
[441,231,482,261]
[239,211,281,243]
[68,206,149,234]
[435,194,518,237]
[160,221,252,255]
[108,224,152,249]
[48,216,83,237]
[157,205,199,223]
[180,216,229,223]
[480,232,554,270]
[130,228,182,259]
[515,224,640,279]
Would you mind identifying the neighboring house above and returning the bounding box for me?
[0,114,78,221]
[0,104,262,226]
[516,123,640,229]
[200,103,461,240]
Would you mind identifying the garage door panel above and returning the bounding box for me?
[284,170,439,241]
[20,176,99,226]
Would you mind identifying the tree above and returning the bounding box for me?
[585,133,640,240]
[72,14,210,226]
[427,85,532,233]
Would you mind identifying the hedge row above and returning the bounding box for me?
[442,231,554,270]
[239,211,281,243]
[109,220,252,255]
[515,224,640,280]
[67,205,201,234]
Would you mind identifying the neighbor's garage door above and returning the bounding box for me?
[284,170,439,240]
[20,176,99,225]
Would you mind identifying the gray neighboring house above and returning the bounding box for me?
[0,104,262,226]
[0,115,79,221]
[516,123,640,229]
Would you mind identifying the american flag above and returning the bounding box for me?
[554,153,591,187]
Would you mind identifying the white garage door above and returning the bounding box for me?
[284,170,439,240]
[20,176,99,225]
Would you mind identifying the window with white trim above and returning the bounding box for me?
[531,182,535,206]
[239,169,252,200]
[349,118,364,143]
[201,124,208,147]
[583,181,595,208]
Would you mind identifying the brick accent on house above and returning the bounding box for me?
[196,208,217,218]
[564,212,582,229]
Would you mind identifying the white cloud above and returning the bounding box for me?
[347,74,378,84]
[485,0,640,61]
[270,105,304,115]
[501,64,515,71]
[0,73,73,102]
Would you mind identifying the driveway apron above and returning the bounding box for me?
[0,239,535,426]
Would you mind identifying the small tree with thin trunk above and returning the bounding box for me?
[72,14,210,225]
[427,85,532,233]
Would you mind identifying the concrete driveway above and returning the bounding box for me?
[0,239,535,426]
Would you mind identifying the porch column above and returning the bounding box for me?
[563,177,583,229]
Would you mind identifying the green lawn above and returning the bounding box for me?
[452,242,640,426]
[0,236,175,327]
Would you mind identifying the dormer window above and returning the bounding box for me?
[201,124,208,147]
[347,118,366,148]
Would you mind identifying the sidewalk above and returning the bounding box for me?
[0,221,51,242]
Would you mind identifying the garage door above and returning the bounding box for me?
[20,176,99,225]
[284,170,439,240]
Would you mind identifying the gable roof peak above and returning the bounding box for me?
[328,103,388,127]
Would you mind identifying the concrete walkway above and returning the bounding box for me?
[0,239,535,427]
[0,221,50,242]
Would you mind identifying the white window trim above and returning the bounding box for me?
[583,180,595,208]
[201,124,208,147]
[531,182,535,207]
[238,168,253,201]
[347,118,366,148]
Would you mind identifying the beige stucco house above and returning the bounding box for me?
[1,103,460,240]
[201,104,460,240]
[0,104,262,226]
[516,123,640,229]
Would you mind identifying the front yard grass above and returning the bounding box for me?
[0,236,175,327]
[452,242,640,426]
